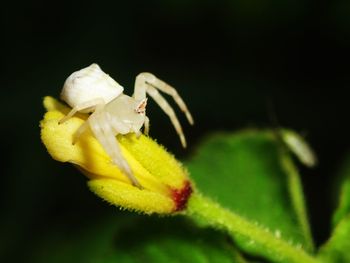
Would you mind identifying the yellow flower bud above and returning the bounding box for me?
[40,96,193,214]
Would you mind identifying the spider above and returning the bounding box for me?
[59,63,193,188]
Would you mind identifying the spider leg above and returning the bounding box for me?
[68,100,105,144]
[144,116,150,135]
[59,98,105,124]
[89,112,142,188]
[134,73,191,147]
[135,73,194,125]
[72,121,89,145]
[146,85,187,148]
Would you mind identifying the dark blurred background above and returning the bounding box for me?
[1,0,350,261]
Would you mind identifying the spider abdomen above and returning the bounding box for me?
[60,63,124,112]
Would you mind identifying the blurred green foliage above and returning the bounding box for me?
[28,215,239,263]
[318,153,350,262]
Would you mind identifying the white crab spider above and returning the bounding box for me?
[59,63,194,188]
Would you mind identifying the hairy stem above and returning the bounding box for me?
[186,193,318,263]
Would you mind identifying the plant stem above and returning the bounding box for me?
[279,150,315,252]
[186,193,318,263]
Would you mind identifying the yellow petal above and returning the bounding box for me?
[88,179,174,214]
[40,96,192,214]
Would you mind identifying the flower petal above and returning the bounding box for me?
[88,179,174,214]
[40,96,192,214]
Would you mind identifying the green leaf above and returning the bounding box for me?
[318,215,350,263]
[186,130,313,256]
[318,154,350,262]
[332,155,350,227]
[27,212,246,263]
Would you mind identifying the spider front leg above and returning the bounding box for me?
[72,121,89,145]
[144,116,150,135]
[134,73,194,125]
[88,111,142,188]
[133,116,149,138]
[133,73,193,148]
[59,98,105,124]
[59,98,105,145]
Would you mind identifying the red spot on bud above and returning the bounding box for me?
[171,180,193,212]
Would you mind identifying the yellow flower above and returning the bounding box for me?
[40,96,193,214]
